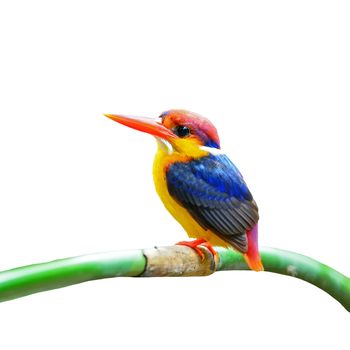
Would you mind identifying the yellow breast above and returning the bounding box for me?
[152,144,231,248]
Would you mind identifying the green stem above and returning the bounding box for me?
[0,250,146,302]
[0,246,349,312]
[217,247,350,311]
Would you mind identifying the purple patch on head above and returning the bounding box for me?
[159,111,170,121]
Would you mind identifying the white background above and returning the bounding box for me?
[0,1,349,349]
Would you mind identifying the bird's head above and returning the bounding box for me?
[105,109,220,158]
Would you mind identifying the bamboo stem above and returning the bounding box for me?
[216,247,350,311]
[0,246,349,311]
[0,250,146,302]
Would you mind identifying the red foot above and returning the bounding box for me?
[176,238,217,261]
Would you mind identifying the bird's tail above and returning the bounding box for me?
[243,224,264,272]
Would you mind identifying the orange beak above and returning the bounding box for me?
[104,114,176,140]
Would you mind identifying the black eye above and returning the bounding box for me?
[173,125,191,138]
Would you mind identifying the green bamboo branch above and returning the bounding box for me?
[0,246,349,311]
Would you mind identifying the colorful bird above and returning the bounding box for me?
[105,110,263,271]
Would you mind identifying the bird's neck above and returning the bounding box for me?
[155,137,211,160]
[154,141,190,171]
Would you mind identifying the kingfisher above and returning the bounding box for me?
[105,110,263,271]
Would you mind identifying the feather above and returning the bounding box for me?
[166,154,259,253]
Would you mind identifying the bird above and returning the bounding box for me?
[105,110,263,271]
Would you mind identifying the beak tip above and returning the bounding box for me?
[104,114,119,122]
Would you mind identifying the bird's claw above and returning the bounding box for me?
[175,239,217,261]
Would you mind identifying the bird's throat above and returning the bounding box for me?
[155,137,211,159]
[156,137,174,155]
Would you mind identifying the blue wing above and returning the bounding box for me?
[166,154,259,252]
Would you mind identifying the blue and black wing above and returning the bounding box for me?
[166,154,259,253]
